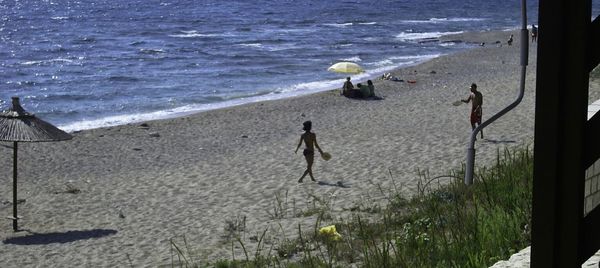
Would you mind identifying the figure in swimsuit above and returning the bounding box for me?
[462,83,484,139]
[295,121,324,183]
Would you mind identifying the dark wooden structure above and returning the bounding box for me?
[0,97,72,231]
[531,0,600,266]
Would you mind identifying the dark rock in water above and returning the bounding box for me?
[139,123,150,129]
[241,135,248,138]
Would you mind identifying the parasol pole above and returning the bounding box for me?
[12,141,18,231]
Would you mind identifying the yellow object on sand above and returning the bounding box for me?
[321,152,332,161]
[319,225,342,241]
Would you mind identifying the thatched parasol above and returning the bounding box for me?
[0,97,72,231]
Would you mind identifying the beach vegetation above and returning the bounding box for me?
[171,147,533,267]
[222,215,247,241]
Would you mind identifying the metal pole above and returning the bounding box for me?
[12,141,18,231]
[464,0,528,185]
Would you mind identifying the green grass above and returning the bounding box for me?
[171,147,533,268]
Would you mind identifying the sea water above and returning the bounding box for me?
[0,0,584,131]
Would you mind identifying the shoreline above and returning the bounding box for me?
[57,54,445,133]
[2,29,592,267]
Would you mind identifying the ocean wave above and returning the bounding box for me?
[42,93,96,102]
[56,93,295,132]
[72,37,96,44]
[400,17,486,24]
[396,31,463,41]
[236,42,300,52]
[323,22,353,27]
[51,16,69,20]
[129,41,146,46]
[20,58,78,66]
[388,54,441,61]
[339,56,362,62]
[370,59,393,67]
[5,80,38,87]
[369,54,441,68]
[358,22,377,25]
[431,17,486,22]
[237,43,263,48]
[138,48,166,54]
[169,31,232,38]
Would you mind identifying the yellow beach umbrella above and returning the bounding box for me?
[327,62,364,74]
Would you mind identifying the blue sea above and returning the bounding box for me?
[0,0,590,132]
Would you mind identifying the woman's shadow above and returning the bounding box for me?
[317,180,351,188]
[3,229,117,245]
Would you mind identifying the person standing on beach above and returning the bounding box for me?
[367,80,375,97]
[531,24,538,43]
[295,121,324,183]
[462,83,484,139]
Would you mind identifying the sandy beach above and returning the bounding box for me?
[0,30,595,267]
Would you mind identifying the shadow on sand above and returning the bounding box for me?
[3,229,117,245]
[483,138,517,144]
[317,180,351,188]
[345,96,385,101]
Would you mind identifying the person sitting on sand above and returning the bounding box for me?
[507,34,514,46]
[367,80,375,97]
[295,121,325,183]
[357,83,370,98]
[342,77,354,96]
[462,83,484,139]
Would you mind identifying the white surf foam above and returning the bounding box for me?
[396,31,463,41]
[323,22,353,27]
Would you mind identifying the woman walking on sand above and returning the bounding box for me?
[295,121,324,183]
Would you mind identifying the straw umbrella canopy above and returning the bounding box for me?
[0,97,72,231]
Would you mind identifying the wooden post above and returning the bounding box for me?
[12,141,18,231]
[531,0,591,266]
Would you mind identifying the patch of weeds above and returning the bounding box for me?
[222,215,246,241]
[267,190,292,220]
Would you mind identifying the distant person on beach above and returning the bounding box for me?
[462,83,484,139]
[531,24,538,43]
[367,80,375,97]
[342,77,354,96]
[295,121,324,183]
[381,73,403,82]
[507,34,514,46]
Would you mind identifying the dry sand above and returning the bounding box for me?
[0,30,596,267]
